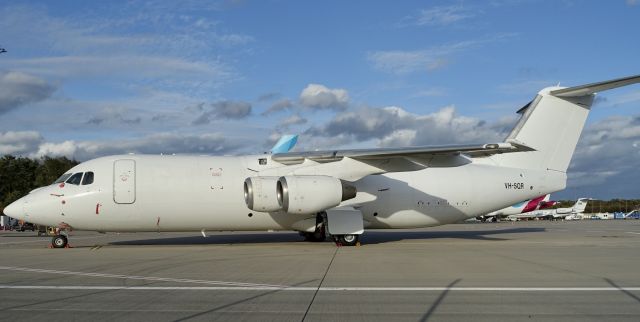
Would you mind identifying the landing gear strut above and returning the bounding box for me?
[302,214,326,242]
[302,230,326,242]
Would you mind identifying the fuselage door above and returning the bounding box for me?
[113,159,136,204]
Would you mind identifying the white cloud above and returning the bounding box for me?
[299,84,349,110]
[279,114,307,129]
[0,4,246,99]
[30,132,243,160]
[305,105,512,146]
[368,34,514,74]
[627,0,638,6]
[300,84,349,110]
[566,115,640,189]
[414,5,475,26]
[0,131,44,155]
[192,100,252,125]
[262,99,294,116]
[0,71,57,114]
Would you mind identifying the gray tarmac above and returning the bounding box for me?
[1,220,639,321]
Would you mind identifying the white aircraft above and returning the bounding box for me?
[477,194,555,222]
[530,198,590,220]
[4,75,640,247]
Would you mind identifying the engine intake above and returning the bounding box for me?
[277,175,357,215]
[244,176,281,212]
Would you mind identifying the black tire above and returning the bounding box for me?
[338,234,360,246]
[52,235,68,248]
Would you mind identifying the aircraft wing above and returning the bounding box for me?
[272,141,534,164]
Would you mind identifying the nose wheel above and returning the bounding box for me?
[51,235,68,248]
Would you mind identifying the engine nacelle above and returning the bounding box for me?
[244,176,281,212]
[277,175,357,215]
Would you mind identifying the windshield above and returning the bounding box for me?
[66,173,83,185]
[82,172,94,185]
[54,173,72,184]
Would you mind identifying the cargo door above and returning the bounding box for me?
[114,159,136,204]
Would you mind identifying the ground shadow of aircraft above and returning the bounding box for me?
[109,227,545,246]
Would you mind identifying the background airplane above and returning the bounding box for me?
[528,198,590,220]
[3,75,640,247]
[476,194,555,222]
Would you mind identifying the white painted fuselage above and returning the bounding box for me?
[10,154,562,232]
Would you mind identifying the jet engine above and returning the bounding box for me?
[244,176,281,212]
[277,175,357,215]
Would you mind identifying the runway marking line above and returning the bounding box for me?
[1,285,640,291]
[625,232,640,235]
[0,235,106,245]
[0,266,286,288]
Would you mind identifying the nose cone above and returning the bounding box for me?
[3,199,24,220]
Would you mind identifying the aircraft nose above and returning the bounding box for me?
[3,199,24,220]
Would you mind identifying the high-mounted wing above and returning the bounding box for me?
[272,141,534,164]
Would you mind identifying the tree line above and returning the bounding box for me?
[0,155,78,215]
[555,199,640,214]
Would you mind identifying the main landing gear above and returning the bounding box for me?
[301,230,360,246]
[300,213,362,247]
[333,234,360,247]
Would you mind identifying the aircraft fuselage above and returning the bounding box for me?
[9,154,564,232]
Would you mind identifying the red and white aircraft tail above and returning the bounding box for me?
[478,194,554,222]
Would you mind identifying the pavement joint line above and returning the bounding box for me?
[0,266,286,288]
[1,285,640,291]
[302,246,339,321]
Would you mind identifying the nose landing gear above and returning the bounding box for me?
[50,224,72,248]
[51,234,68,248]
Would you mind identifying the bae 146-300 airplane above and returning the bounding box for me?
[4,75,640,247]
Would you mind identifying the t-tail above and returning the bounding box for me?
[496,75,640,174]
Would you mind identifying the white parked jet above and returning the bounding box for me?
[4,75,640,247]
[529,198,590,220]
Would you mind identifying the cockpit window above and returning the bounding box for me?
[82,172,94,185]
[66,173,83,185]
[54,173,72,184]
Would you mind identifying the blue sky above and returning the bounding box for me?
[0,0,639,200]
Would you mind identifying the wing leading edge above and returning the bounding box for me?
[272,140,534,164]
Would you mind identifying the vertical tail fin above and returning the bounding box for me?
[271,134,299,154]
[573,198,589,213]
[496,75,640,172]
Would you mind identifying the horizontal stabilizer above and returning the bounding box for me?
[551,74,640,97]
